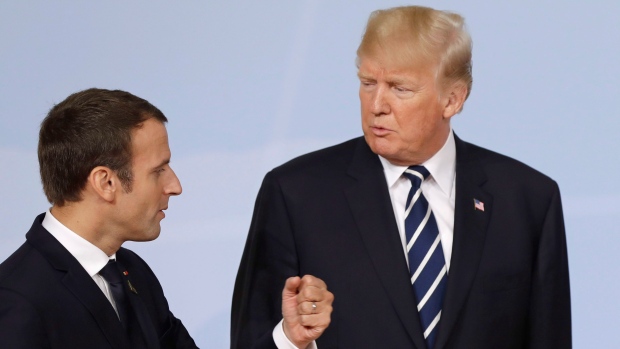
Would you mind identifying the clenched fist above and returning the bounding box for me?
[281,275,334,349]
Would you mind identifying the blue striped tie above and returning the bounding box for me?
[403,166,447,349]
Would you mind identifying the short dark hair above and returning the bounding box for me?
[38,88,167,206]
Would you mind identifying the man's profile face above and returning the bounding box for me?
[112,118,182,242]
[358,54,454,166]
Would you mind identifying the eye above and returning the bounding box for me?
[393,85,410,93]
[360,80,375,87]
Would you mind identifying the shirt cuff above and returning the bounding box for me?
[272,319,318,349]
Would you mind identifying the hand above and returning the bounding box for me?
[281,275,334,349]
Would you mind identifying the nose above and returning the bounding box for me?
[371,85,390,116]
[165,167,183,196]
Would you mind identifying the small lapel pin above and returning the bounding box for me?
[127,280,138,295]
[474,198,485,212]
[122,271,129,276]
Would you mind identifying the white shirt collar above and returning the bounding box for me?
[42,210,115,277]
[378,129,456,196]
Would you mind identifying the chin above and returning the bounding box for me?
[132,229,162,242]
[366,136,394,158]
[146,230,162,241]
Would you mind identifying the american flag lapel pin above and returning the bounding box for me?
[474,198,485,212]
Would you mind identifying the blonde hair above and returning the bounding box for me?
[357,6,472,99]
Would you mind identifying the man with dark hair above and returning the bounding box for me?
[232,6,570,349]
[0,87,333,349]
[0,88,198,348]
[38,88,169,204]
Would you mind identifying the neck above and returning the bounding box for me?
[50,203,122,256]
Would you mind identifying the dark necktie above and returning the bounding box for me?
[403,166,447,349]
[98,259,130,328]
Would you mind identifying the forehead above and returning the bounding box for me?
[357,55,438,83]
[130,118,170,166]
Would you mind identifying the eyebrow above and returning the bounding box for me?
[152,158,171,170]
[387,77,409,86]
[357,72,374,80]
[357,72,412,86]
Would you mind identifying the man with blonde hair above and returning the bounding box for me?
[233,6,570,349]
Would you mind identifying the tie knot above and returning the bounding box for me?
[99,260,123,285]
[403,165,430,189]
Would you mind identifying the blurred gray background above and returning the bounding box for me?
[1,1,618,347]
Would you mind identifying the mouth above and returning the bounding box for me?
[370,125,393,136]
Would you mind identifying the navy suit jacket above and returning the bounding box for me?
[231,136,571,348]
[0,213,198,349]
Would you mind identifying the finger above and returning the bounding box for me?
[297,300,319,315]
[298,311,333,329]
[299,274,327,290]
[296,287,334,305]
[297,290,334,315]
[282,276,301,299]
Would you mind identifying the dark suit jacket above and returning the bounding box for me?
[231,136,571,349]
[0,213,198,349]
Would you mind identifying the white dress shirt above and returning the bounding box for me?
[43,210,302,348]
[273,321,318,349]
[378,130,456,270]
[42,210,120,317]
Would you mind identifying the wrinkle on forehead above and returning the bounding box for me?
[358,55,439,93]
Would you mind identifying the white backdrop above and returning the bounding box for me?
[1,1,618,347]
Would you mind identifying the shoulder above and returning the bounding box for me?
[0,239,63,312]
[0,215,51,285]
[459,138,556,181]
[0,242,44,287]
[457,137,560,199]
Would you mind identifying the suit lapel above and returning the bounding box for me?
[26,216,131,349]
[62,273,132,349]
[344,139,427,349]
[434,137,493,349]
[115,261,161,349]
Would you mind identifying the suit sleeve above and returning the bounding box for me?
[231,172,299,349]
[0,289,48,349]
[528,182,572,348]
[159,313,199,349]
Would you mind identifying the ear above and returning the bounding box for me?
[86,166,118,203]
[442,82,468,120]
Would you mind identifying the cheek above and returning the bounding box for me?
[361,112,370,126]
[359,98,369,115]
[360,107,373,128]
[395,111,431,140]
